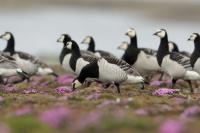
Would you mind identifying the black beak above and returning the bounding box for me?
[125,32,128,36]
[153,32,159,36]
[50,72,58,77]
[0,35,3,38]
[187,38,191,41]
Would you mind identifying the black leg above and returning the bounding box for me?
[186,80,194,93]
[172,79,177,89]
[0,76,4,84]
[140,83,145,90]
[159,72,164,81]
[114,83,120,94]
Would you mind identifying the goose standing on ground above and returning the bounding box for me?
[122,28,161,75]
[0,55,29,84]
[81,36,115,57]
[154,29,200,92]
[168,41,191,57]
[57,34,95,74]
[0,32,57,76]
[72,57,145,93]
[65,40,146,93]
[188,33,200,74]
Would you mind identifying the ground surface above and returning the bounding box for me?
[0,66,200,133]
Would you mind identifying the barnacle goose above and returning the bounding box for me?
[188,33,200,75]
[0,54,29,84]
[122,28,161,75]
[72,57,145,93]
[0,32,57,76]
[168,41,191,57]
[57,34,95,74]
[66,40,145,92]
[154,29,200,92]
[81,36,115,57]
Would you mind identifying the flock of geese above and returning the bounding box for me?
[0,28,200,93]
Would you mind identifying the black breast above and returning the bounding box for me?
[191,50,200,68]
[122,45,140,65]
[78,60,99,83]
[59,47,71,65]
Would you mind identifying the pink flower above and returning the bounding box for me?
[55,86,73,94]
[150,81,163,86]
[180,106,200,119]
[15,107,32,116]
[1,85,17,93]
[152,88,180,96]
[39,107,70,128]
[56,75,74,84]
[159,119,184,133]
[134,108,148,116]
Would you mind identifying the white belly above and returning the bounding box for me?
[75,58,89,75]
[134,51,161,73]
[0,68,18,77]
[194,58,200,74]
[36,67,53,75]
[62,54,74,74]
[98,59,127,83]
[161,55,186,79]
[14,57,38,75]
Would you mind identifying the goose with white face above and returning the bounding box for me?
[0,32,12,41]
[65,41,73,49]
[117,42,129,51]
[125,28,136,38]
[188,33,198,41]
[81,36,91,44]
[153,29,166,38]
[168,42,174,52]
[57,35,65,43]
[72,79,82,90]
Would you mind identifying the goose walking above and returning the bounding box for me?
[72,57,145,93]
[65,40,145,93]
[154,29,200,92]
[0,32,57,76]
[81,36,115,57]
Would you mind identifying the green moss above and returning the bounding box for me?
[5,116,54,133]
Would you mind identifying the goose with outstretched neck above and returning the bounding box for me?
[154,29,200,93]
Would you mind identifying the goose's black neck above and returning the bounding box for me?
[130,36,138,48]
[59,44,71,64]
[122,35,140,65]
[77,61,99,83]
[70,41,81,71]
[191,37,200,67]
[194,37,200,50]
[3,35,15,55]
[87,38,95,52]
[157,35,169,66]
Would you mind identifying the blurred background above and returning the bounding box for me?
[0,0,199,64]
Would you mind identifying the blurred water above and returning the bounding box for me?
[0,6,199,61]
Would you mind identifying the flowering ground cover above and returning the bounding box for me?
[0,66,200,133]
